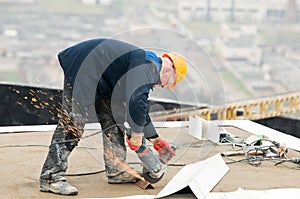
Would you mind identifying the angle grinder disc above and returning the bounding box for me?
[142,167,164,183]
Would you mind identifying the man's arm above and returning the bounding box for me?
[143,113,175,163]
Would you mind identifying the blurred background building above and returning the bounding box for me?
[0,0,299,107]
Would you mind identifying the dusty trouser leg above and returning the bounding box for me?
[95,98,136,183]
[39,82,88,195]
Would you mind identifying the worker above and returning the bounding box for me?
[39,38,187,195]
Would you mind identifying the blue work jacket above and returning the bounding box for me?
[57,38,161,135]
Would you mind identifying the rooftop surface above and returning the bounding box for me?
[1,121,300,198]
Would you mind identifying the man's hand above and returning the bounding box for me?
[126,132,144,151]
[153,139,175,163]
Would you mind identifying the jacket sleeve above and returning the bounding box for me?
[125,60,158,133]
[143,113,158,139]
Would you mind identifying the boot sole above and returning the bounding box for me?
[40,184,78,195]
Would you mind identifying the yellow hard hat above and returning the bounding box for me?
[162,52,187,88]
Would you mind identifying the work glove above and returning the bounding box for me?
[126,132,144,151]
[153,138,175,163]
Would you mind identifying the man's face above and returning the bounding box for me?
[160,57,176,89]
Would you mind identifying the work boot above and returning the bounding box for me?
[108,171,138,184]
[40,179,78,195]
